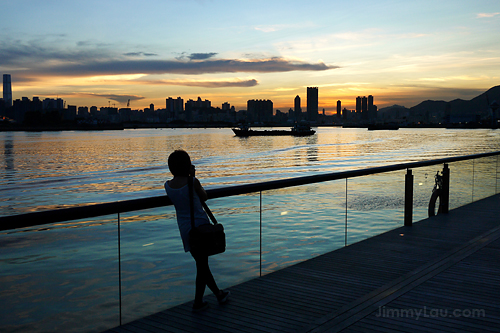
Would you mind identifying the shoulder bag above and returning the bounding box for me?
[188,177,226,256]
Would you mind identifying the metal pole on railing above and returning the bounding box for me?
[345,178,348,246]
[441,164,450,214]
[471,160,475,202]
[404,169,413,227]
[118,213,122,326]
[259,191,262,277]
[497,155,499,194]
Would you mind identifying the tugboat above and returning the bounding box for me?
[367,123,399,130]
[232,123,316,137]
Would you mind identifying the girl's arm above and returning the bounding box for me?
[190,165,208,202]
[194,178,208,202]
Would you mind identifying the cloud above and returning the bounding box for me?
[77,93,145,104]
[147,78,258,88]
[477,12,500,18]
[123,52,158,57]
[42,58,335,77]
[254,23,316,33]
[175,52,218,61]
[188,53,218,60]
[0,38,111,66]
[255,24,288,33]
[0,39,337,80]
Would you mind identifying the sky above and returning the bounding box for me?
[1,0,499,113]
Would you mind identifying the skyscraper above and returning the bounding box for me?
[337,100,341,118]
[307,87,318,122]
[368,95,373,111]
[361,96,368,120]
[368,95,375,121]
[166,97,184,119]
[294,95,301,121]
[247,99,273,123]
[3,74,12,107]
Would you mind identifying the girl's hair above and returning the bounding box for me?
[168,150,191,176]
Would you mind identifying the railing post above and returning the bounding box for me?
[441,163,450,213]
[118,213,122,326]
[404,169,413,227]
[259,191,262,277]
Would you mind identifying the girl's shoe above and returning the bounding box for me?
[192,301,209,312]
[217,290,231,304]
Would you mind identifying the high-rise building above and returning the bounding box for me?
[307,87,318,122]
[294,95,301,121]
[166,97,184,119]
[361,96,368,117]
[368,95,373,111]
[337,100,341,118]
[368,95,376,121]
[356,96,362,114]
[247,99,273,123]
[3,74,12,107]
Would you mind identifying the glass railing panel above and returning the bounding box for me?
[497,155,500,194]
[119,193,260,323]
[412,165,441,223]
[346,171,405,246]
[203,193,261,284]
[448,160,474,210]
[0,215,119,333]
[260,180,346,275]
[472,156,498,201]
[119,205,188,324]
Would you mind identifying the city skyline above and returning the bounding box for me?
[1,1,499,113]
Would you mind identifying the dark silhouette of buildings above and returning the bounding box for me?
[3,74,12,108]
[356,96,361,115]
[2,71,497,129]
[294,95,301,121]
[166,97,184,120]
[351,95,377,124]
[247,99,273,123]
[307,87,318,122]
[361,96,368,120]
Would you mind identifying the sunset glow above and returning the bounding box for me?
[1,0,499,113]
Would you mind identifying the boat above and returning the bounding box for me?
[232,123,316,137]
[367,123,399,130]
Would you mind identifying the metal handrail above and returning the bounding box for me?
[1,150,499,231]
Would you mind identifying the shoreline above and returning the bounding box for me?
[0,122,498,132]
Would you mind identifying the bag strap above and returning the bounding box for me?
[188,176,195,229]
[202,201,218,225]
[188,176,218,225]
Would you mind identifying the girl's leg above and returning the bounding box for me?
[193,254,220,304]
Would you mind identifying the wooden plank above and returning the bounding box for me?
[158,308,271,333]
[164,296,306,333]
[302,205,500,332]
[105,195,500,333]
[233,283,329,316]
[139,316,198,333]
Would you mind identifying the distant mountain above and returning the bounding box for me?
[469,85,500,110]
[408,85,500,123]
[378,105,410,121]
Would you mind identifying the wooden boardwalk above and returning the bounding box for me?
[106,194,500,333]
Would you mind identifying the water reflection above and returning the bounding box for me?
[1,128,499,216]
[4,136,14,172]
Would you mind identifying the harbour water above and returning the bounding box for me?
[2,127,499,215]
[1,127,499,332]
